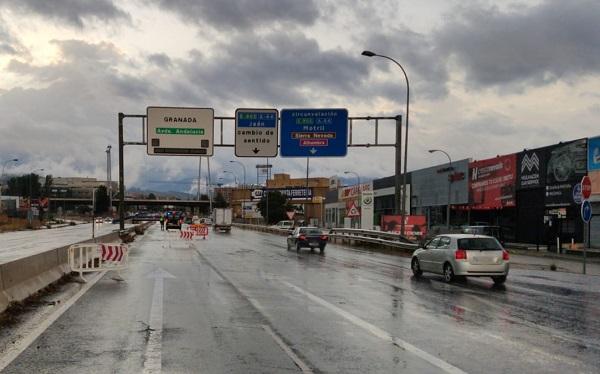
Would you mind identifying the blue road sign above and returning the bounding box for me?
[581,200,592,223]
[573,183,582,205]
[280,109,348,157]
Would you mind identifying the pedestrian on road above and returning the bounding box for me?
[159,215,165,231]
[179,217,184,231]
[165,217,169,232]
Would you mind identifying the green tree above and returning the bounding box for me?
[94,186,110,214]
[257,191,292,224]
[147,193,157,200]
[214,192,229,208]
[7,174,42,198]
[43,175,53,197]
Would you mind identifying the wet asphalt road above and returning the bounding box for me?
[3,224,600,373]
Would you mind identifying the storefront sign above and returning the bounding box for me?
[588,136,600,199]
[339,182,372,200]
[517,148,547,189]
[259,187,313,201]
[360,191,374,229]
[545,139,587,206]
[469,154,517,209]
[381,215,427,239]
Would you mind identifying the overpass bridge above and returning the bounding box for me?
[48,197,210,209]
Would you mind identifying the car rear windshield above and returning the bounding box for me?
[458,238,502,251]
[301,228,322,235]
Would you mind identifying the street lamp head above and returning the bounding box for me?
[11,158,18,162]
[428,149,436,153]
[344,171,351,174]
[361,50,376,57]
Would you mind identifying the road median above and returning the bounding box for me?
[0,222,153,314]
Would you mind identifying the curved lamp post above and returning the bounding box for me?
[362,50,410,235]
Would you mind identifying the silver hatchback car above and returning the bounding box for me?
[411,234,509,284]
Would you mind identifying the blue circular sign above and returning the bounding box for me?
[573,183,582,204]
[581,200,592,223]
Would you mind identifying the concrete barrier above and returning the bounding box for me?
[0,222,153,314]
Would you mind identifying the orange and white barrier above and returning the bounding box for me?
[68,243,129,281]
[180,231,194,240]
[190,224,209,239]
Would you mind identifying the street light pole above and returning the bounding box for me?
[429,149,453,231]
[362,50,410,236]
[0,158,19,214]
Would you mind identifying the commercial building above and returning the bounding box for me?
[50,177,117,198]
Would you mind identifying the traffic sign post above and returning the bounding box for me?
[580,175,593,275]
[573,183,582,205]
[235,109,278,157]
[280,109,348,157]
[581,175,592,200]
[147,107,214,156]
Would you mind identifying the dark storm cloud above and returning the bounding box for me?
[0,0,129,28]
[174,31,368,106]
[148,53,172,69]
[150,0,319,30]
[436,0,600,88]
[0,16,27,55]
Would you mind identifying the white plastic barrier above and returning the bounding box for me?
[68,243,129,281]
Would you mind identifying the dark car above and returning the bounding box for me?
[165,212,183,230]
[287,227,328,253]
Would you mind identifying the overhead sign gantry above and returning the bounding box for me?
[280,109,348,157]
[235,109,278,157]
[147,106,214,156]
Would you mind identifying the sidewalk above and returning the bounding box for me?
[509,249,600,276]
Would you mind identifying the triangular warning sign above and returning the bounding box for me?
[286,211,295,220]
[347,202,360,217]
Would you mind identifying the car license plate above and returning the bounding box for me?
[309,241,319,247]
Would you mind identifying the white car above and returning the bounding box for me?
[411,234,510,284]
[271,220,294,231]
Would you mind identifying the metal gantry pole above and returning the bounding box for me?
[118,113,125,231]
[394,115,403,224]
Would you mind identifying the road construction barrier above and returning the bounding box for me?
[68,243,129,280]
[190,224,209,239]
[180,230,195,240]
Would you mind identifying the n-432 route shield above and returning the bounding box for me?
[280,109,348,157]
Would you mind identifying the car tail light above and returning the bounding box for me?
[299,235,306,241]
[502,250,510,261]
[455,248,467,260]
[320,235,328,241]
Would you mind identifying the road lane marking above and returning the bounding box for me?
[262,325,314,374]
[143,268,176,374]
[193,249,314,373]
[0,271,106,372]
[282,281,468,374]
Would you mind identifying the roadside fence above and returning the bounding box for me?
[68,243,129,281]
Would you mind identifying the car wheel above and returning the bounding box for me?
[296,244,301,252]
[443,263,455,283]
[492,275,507,284]
[411,258,422,277]
[319,245,325,254]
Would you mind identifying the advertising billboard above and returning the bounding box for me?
[411,159,469,207]
[469,154,517,209]
[545,139,587,206]
[255,187,313,201]
[589,136,600,200]
[381,215,427,240]
[517,147,548,190]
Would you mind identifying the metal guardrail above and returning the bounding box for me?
[327,228,418,250]
[233,224,419,251]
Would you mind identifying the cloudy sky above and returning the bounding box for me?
[1,0,599,194]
